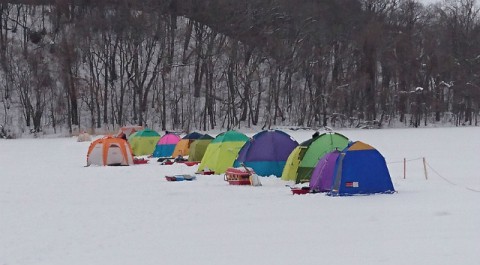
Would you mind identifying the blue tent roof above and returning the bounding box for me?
[183,132,203,140]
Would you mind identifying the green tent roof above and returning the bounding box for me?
[299,137,317,147]
[128,129,161,156]
[198,134,214,140]
[211,130,249,143]
[132,129,160,137]
[295,132,349,183]
[197,131,249,173]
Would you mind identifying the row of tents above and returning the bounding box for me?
[86,127,395,195]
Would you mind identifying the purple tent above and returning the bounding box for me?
[233,130,298,177]
[309,150,341,192]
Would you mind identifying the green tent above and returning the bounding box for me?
[297,132,349,183]
[128,128,161,156]
[197,130,249,174]
[188,134,214,162]
[281,132,349,183]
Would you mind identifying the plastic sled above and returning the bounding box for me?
[224,167,255,185]
[165,175,196,181]
[160,160,174,165]
[183,161,200,167]
[133,158,149,165]
[291,187,311,195]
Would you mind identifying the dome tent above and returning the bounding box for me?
[197,130,249,174]
[233,130,298,177]
[309,150,341,192]
[86,136,134,166]
[281,146,303,182]
[281,132,349,183]
[152,133,181,158]
[188,134,214,162]
[128,129,161,156]
[172,132,204,157]
[329,141,395,196]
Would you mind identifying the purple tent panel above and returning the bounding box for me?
[234,130,298,177]
[309,150,341,192]
[236,130,298,162]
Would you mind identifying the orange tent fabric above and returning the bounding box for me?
[172,139,191,157]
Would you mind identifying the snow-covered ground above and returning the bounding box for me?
[1,127,479,265]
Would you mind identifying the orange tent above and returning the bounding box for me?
[172,132,203,157]
[87,136,134,166]
[172,140,190,157]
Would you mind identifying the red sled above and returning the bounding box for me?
[133,158,149,164]
[291,187,310,195]
[161,160,174,165]
[224,167,254,185]
[183,161,200,167]
[165,176,177,181]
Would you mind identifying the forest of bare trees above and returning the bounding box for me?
[0,0,479,137]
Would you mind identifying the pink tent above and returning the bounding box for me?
[152,133,181,157]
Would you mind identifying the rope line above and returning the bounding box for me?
[388,157,480,193]
[406,157,424,162]
[466,187,480,193]
[425,161,480,193]
[387,160,404,164]
[424,161,457,186]
[387,157,423,164]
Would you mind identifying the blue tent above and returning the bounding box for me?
[329,141,395,196]
[233,130,298,177]
[183,132,203,140]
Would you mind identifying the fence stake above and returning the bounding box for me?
[423,157,428,180]
[403,158,406,179]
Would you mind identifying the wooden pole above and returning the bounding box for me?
[403,158,406,179]
[423,157,428,180]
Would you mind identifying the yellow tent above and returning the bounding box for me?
[280,146,302,181]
